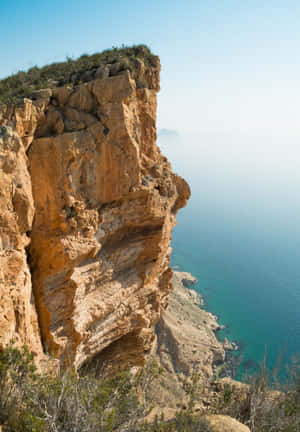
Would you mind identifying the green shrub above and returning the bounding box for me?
[0,125,7,136]
[141,412,211,432]
[223,383,232,404]
[0,344,167,432]
[213,354,300,432]
[4,342,300,432]
[0,44,159,106]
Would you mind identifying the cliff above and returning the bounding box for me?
[0,46,190,370]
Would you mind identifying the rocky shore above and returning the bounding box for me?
[149,270,235,412]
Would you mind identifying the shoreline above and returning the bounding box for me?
[150,269,241,410]
[172,267,243,377]
[172,270,241,377]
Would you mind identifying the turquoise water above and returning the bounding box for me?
[171,201,300,379]
[159,136,300,379]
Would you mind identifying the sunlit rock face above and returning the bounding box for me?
[0,106,43,360]
[0,57,190,370]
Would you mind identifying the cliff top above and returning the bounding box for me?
[0,44,159,106]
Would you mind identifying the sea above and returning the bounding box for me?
[159,132,300,381]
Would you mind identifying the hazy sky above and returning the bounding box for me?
[1,0,300,186]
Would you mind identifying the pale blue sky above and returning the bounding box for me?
[1,1,300,148]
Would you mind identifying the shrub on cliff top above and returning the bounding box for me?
[0,44,159,106]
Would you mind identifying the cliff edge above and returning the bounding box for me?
[0,46,190,370]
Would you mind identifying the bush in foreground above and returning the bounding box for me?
[214,355,300,431]
[1,343,300,431]
[0,343,214,432]
[0,343,150,431]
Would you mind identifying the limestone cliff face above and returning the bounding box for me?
[0,57,190,370]
[0,110,43,359]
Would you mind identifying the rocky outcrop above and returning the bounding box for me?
[0,54,190,370]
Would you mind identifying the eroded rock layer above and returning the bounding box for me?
[0,57,190,370]
[0,117,43,358]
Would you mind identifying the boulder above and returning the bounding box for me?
[202,415,250,432]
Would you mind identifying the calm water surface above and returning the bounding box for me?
[160,136,300,378]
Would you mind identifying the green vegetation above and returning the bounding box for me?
[0,342,157,432]
[141,413,210,432]
[1,343,300,431]
[214,356,300,431]
[0,343,212,432]
[0,45,158,106]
